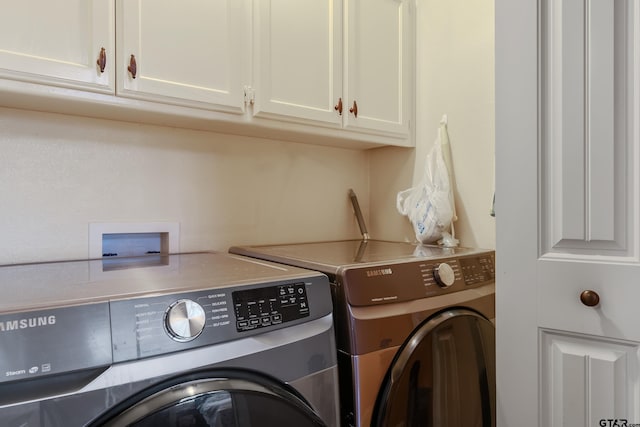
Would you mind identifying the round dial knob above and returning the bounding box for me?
[433,263,456,288]
[164,299,206,342]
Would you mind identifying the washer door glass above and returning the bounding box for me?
[89,368,326,427]
[372,308,496,427]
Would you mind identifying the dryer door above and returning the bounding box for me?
[88,368,326,427]
[372,308,496,427]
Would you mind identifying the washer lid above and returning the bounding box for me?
[0,252,324,313]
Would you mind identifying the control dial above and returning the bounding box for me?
[433,263,456,288]
[164,299,206,342]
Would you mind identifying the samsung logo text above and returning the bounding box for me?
[0,316,57,332]
[366,268,393,277]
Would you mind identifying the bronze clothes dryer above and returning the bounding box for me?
[230,240,496,427]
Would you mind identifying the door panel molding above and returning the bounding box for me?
[539,0,638,258]
[540,329,640,426]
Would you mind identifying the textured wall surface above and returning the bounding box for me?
[371,0,496,250]
[0,107,368,264]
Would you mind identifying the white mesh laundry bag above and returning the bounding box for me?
[397,117,456,245]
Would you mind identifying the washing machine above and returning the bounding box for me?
[0,252,340,426]
[230,239,496,427]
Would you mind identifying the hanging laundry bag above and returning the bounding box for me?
[397,116,458,246]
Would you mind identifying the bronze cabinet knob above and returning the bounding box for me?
[349,100,358,118]
[334,98,343,115]
[128,54,137,79]
[580,290,600,307]
[97,47,107,73]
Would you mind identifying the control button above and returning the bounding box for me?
[249,318,260,326]
[237,320,249,329]
[165,299,206,342]
[433,263,456,288]
[272,314,282,323]
[261,317,271,326]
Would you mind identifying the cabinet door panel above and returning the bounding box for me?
[118,0,249,113]
[253,0,342,125]
[344,0,412,136]
[0,0,114,92]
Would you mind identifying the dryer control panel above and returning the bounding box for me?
[342,251,495,306]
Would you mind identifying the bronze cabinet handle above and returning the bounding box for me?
[334,97,343,115]
[580,290,600,307]
[128,54,137,79]
[349,100,358,118]
[96,47,107,73]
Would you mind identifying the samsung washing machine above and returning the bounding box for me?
[0,252,340,426]
[230,239,496,427]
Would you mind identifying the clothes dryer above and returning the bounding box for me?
[230,240,495,427]
[0,252,339,426]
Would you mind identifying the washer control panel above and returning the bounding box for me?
[110,276,328,363]
[232,282,309,332]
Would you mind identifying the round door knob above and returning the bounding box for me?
[433,263,456,288]
[580,290,600,307]
[165,299,206,342]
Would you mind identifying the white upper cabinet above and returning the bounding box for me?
[0,0,115,93]
[117,0,250,113]
[253,0,414,141]
[252,0,343,125]
[344,0,413,137]
[0,1,414,148]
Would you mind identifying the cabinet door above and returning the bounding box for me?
[117,0,249,113]
[344,0,413,137]
[252,0,342,125]
[0,0,114,92]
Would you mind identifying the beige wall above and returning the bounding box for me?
[1,0,495,264]
[0,107,368,265]
[371,0,496,250]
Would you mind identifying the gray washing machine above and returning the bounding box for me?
[230,239,496,427]
[0,252,340,426]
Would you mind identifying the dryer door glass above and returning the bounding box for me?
[89,369,326,427]
[372,308,496,427]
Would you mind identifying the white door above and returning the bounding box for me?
[117,0,249,113]
[0,0,114,92]
[343,0,413,137]
[252,0,343,125]
[496,1,640,427]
